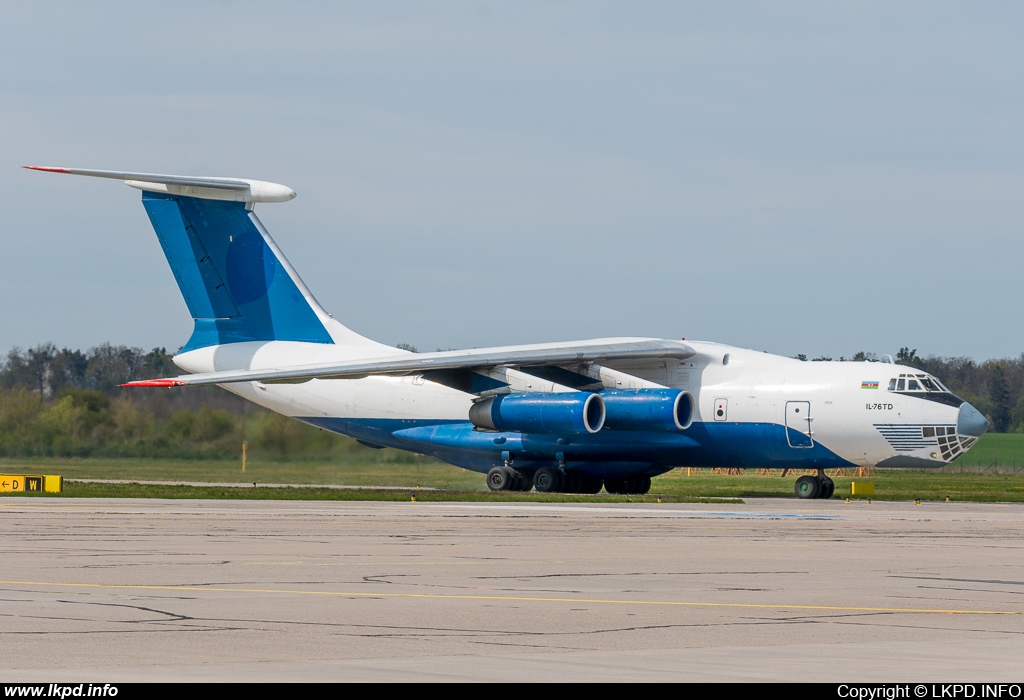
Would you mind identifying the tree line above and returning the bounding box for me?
[0,344,396,461]
[1,343,1023,460]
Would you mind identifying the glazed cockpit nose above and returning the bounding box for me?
[957,402,989,437]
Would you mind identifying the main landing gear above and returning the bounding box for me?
[794,472,834,500]
[486,465,652,495]
[604,477,652,495]
[486,466,533,492]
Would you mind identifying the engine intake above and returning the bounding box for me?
[469,392,605,434]
[601,389,694,431]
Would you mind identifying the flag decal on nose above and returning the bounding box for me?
[861,381,879,389]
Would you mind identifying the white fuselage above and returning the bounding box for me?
[174,338,973,473]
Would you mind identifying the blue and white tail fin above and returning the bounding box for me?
[25,167,386,353]
[142,191,341,352]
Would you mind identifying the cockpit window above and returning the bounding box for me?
[888,372,950,394]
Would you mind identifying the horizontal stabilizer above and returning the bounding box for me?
[122,379,186,387]
[121,338,695,388]
[23,166,295,203]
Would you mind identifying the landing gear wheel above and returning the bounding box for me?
[562,471,580,493]
[794,475,820,499]
[604,479,625,494]
[580,476,603,494]
[487,466,514,491]
[819,476,834,499]
[607,477,652,494]
[534,467,562,493]
[512,469,533,491]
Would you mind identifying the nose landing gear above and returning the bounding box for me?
[794,472,835,499]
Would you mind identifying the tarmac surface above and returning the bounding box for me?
[1,497,1022,682]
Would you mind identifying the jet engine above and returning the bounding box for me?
[601,388,694,431]
[468,392,605,434]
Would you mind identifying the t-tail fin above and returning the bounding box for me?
[143,192,337,351]
[25,166,381,352]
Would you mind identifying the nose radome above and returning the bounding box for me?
[958,402,989,437]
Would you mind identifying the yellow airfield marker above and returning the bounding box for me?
[850,482,874,497]
[0,476,25,493]
[0,475,62,493]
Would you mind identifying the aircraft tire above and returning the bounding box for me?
[581,476,603,494]
[636,476,652,494]
[513,469,533,491]
[611,477,651,494]
[487,466,514,491]
[794,475,820,499]
[819,476,834,499]
[563,471,581,493]
[534,467,561,493]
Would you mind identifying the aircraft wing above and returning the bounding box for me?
[123,338,694,388]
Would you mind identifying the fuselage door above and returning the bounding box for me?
[785,401,813,448]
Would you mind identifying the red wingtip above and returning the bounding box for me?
[120,379,186,388]
[23,166,70,173]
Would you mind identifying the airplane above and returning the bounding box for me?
[25,166,991,499]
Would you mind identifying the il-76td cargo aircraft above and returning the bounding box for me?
[27,166,990,498]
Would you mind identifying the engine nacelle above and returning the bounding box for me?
[469,392,605,435]
[601,389,694,431]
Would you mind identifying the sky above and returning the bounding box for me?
[2,2,1022,361]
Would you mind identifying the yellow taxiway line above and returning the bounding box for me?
[0,580,1017,615]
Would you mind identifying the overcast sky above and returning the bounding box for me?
[2,2,1022,361]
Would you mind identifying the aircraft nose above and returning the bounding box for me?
[957,402,989,437]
